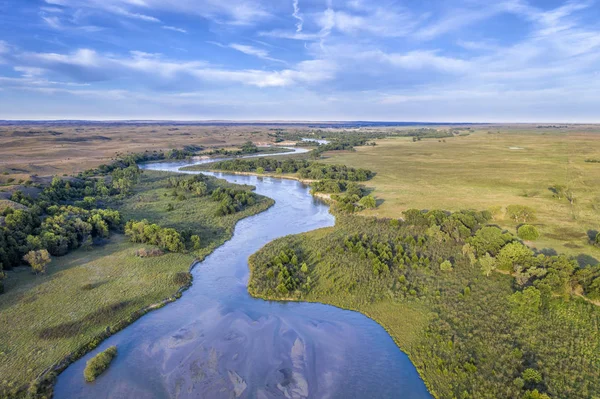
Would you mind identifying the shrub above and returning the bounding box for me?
[440,260,453,271]
[518,224,540,241]
[23,249,52,274]
[172,272,192,286]
[358,195,377,209]
[84,346,117,382]
[135,248,164,258]
[506,205,536,223]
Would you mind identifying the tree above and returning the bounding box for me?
[256,167,265,174]
[506,205,536,223]
[518,225,540,241]
[496,242,534,272]
[358,195,377,209]
[479,253,497,276]
[300,263,308,273]
[191,235,201,250]
[23,249,52,274]
[522,368,543,384]
[440,260,453,271]
[522,390,550,399]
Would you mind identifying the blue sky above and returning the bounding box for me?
[0,0,599,121]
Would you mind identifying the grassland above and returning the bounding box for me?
[320,128,600,262]
[0,123,277,184]
[0,170,273,395]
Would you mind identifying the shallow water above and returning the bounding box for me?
[54,154,431,399]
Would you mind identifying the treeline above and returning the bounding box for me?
[310,179,376,213]
[203,158,374,181]
[270,128,454,144]
[249,209,600,399]
[78,146,202,179]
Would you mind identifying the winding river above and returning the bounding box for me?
[54,149,431,399]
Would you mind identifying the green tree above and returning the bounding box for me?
[23,249,52,274]
[300,263,308,273]
[518,224,540,240]
[479,253,497,276]
[522,368,543,384]
[191,235,201,250]
[496,242,534,272]
[358,195,377,209]
[440,260,453,271]
[256,167,265,174]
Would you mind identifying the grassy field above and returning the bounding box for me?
[0,235,194,392]
[0,170,273,394]
[321,128,600,262]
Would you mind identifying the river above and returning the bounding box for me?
[54,149,430,399]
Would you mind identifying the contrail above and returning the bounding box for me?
[292,0,303,32]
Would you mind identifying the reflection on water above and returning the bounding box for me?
[54,158,431,399]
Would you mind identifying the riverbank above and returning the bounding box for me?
[0,170,274,398]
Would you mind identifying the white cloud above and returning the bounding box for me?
[162,25,187,33]
[44,0,271,26]
[209,41,285,63]
[10,46,333,88]
[292,0,303,32]
[42,15,64,29]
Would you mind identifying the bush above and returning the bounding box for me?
[135,248,164,258]
[518,224,540,241]
[440,260,453,271]
[172,272,192,286]
[84,346,117,382]
[506,205,536,223]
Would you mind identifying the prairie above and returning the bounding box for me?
[320,128,600,262]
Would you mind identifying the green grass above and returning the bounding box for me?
[320,129,600,262]
[0,170,273,396]
[0,236,194,393]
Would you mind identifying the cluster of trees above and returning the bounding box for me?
[211,187,258,216]
[163,174,260,217]
[250,209,600,398]
[202,141,259,157]
[0,150,171,287]
[124,219,194,252]
[167,174,209,197]
[206,158,374,182]
[308,137,375,158]
[252,248,310,296]
[1,193,122,273]
[310,180,377,213]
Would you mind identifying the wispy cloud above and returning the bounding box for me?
[209,41,285,63]
[7,46,331,88]
[292,0,303,32]
[162,25,187,34]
